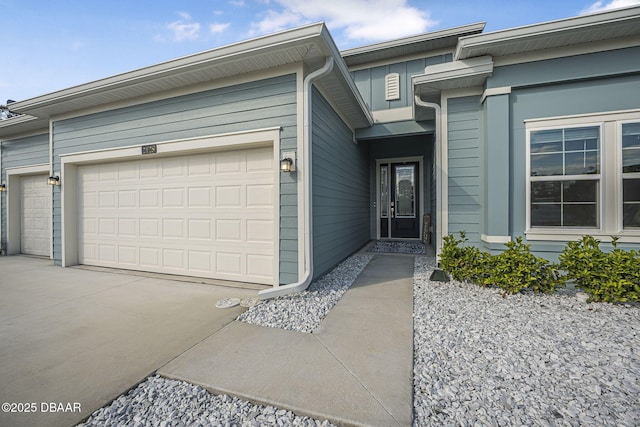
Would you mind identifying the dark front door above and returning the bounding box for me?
[380,162,420,238]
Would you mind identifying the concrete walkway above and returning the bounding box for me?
[0,256,255,427]
[159,254,415,426]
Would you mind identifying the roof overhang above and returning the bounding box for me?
[341,22,486,67]
[413,56,494,98]
[7,22,372,129]
[0,115,49,140]
[456,5,640,60]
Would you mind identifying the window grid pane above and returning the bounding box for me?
[622,123,640,228]
[530,126,600,177]
[623,178,640,228]
[530,180,599,227]
[623,123,640,173]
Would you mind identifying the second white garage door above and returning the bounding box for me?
[21,174,51,256]
[78,146,276,284]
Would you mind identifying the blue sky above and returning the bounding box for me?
[1,0,638,102]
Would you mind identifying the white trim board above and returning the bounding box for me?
[481,234,511,244]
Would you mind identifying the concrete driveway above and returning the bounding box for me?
[0,256,256,427]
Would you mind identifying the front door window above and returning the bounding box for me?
[394,165,415,218]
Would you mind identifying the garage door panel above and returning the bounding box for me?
[78,147,275,284]
[247,254,274,279]
[248,220,275,242]
[247,184,274,207]
[20,174,51,256]
[140,247,160,267]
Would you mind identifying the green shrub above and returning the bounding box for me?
[491,237,563,294]
[439,231,492,284]
[559,236,640,303]
[440,233,563,294]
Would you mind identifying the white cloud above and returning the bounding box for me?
[210,22,231,34]
[250,0,436,42]
[580,0,640,14]
[230,0,246,6]
[168,12,201,41]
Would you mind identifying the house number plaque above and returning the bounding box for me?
[141,144,157,154]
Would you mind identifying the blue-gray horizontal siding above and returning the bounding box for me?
[352,54,451,111]
[312,88,369,277]
[487,46,640,90]
[51,74,298,281]
[1,133,50,254]
[447,96,482,245]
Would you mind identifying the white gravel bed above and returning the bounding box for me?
[413,256,640,427]
[78,375,335,427]
[367,240,427,254]
[237,254,373,333]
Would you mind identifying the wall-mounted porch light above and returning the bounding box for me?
[0,183,6,192]
[280,151,296,172]
[47,175,60,186]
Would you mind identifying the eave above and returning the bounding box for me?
[456,5,640,60]
[0,115,49,140]
[341,22,486,67]
[8,22,372,129]
[413,56,494,97]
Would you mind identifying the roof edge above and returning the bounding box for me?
[341,22,486,58]
[456,5,640,59]
[413,56,494,95]
[9,22,327,114]
[318,26,374,127]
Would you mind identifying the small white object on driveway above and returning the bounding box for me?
[215,298,241,309]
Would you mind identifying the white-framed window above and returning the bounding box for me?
[525,109,640,242]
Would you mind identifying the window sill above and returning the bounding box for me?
[525,229,640,243]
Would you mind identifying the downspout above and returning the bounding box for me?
[414,95,443,259]
[259,57,335,300]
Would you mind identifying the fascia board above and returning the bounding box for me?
[455,6,640,59]
[341,22,486,57]
[413,56,493,91]
[318,27,374,127]
[9,22,328,115]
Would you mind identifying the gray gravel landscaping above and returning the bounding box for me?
[237,254,373,333]
[78,247,640,426]
[78,375,335,427]
[413,256,640,427]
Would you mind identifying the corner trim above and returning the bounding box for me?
[481,86,511,104]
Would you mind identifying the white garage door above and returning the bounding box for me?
[78,146,276,284]
[21,174,51,256]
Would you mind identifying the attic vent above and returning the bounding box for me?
[385,73,400,101]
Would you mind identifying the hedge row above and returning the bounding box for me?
[439,232,640,303]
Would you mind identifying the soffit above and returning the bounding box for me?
[7,23,371,128]
[456,6,640,59]
[341,23,486,67]
[413,56,494,97]
[0,116,48,140]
